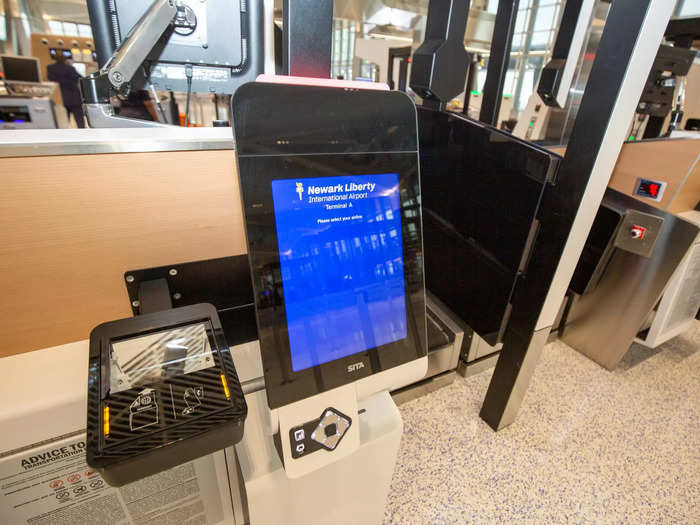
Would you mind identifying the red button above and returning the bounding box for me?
[631,225,646,239]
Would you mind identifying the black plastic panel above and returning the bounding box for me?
[232,83,418,156]
[88,0,264,94]
[124,256,258,348]
[568,204,621,295]
[418,107,560,345]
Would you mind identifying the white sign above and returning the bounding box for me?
[0,434,231,525]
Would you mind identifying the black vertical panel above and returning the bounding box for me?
[409,0,470,103]
[479,0,520,125]
[642,115,665,138]
[480,0,655,430]
[388,46,412,91]
[86,0,117,68]
[538,0,586,106]
[419,108,558,346]
[462,53,478,115]
[282,0,333,78]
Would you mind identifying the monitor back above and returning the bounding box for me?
[1,55,41,82]
[89,0,264,94]
[418,107,561,345]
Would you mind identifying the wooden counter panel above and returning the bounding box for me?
[0,150,245,357]
[608,139,699,212]
[548,139,699,213]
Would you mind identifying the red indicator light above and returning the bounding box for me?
[637,179,664,200]
[631,225,646,240]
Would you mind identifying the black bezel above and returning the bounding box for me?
[86,303,247,469]
[232,83,427,409]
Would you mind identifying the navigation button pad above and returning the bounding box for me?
[311,410,351,450]
[288,407,352,459]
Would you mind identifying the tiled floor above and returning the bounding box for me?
[384,322,700,524]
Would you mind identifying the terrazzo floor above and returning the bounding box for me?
[384,321,700,524]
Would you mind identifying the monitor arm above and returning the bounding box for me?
[80,0,188,128]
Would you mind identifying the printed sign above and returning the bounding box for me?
[0,434,230,524]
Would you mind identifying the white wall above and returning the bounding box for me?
[354,37,415,85]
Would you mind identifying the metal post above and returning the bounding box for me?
[387,46,412,91]
[462,53,479,116]
[479,0,677,431]
[409,0,470,106]
[511,0,539,113]
[282,0,333,78]
[2,0,12,54]
[538,0,597,109]
[479,0,520,126]
[86,0,117,68]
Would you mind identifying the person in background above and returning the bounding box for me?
[46,53,85,128]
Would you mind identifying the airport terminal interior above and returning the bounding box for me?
[0,0,699,523]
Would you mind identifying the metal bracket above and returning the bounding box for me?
[83,103,170,128]
[124,255,257,346]
[138,278,173,314]
[80,0,178,128]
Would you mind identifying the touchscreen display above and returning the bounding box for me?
[271,173,408,372]
[109,323,215,393]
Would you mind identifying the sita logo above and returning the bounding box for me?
[347,362,365,373]
[295,182,304,200]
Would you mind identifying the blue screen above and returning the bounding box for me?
[271,173,408,372]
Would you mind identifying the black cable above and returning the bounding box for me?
[184,63,193,127]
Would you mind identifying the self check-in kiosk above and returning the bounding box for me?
[230,78,427,521]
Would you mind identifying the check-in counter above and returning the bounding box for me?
[0,128,243,358]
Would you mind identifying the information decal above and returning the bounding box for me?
[0,434,228,525]
[271,173,408,372]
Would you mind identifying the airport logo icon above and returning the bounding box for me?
[296,182,304,200]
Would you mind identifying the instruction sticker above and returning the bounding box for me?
[0,434,229,524]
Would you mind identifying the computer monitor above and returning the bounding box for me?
[0,55,41,83]
[87,0,264,94]
[232,81,427,410]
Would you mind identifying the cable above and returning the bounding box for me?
[149,83,167,123]
[184,63,193,127]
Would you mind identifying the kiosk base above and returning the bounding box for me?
[236,389,403,525]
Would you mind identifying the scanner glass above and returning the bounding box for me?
[110,323,215,393]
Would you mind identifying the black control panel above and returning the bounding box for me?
[289,407,352,459]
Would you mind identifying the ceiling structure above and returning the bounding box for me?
[272,0,496,49]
